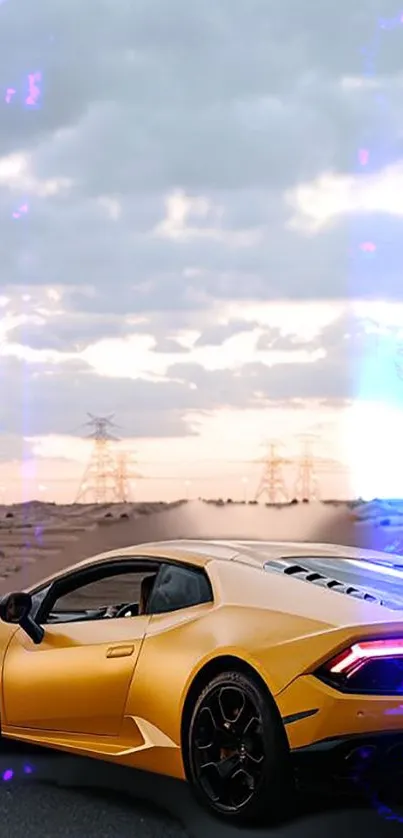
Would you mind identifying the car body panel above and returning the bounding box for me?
[2,615,150,734]
[275,673,403,750]
[1,538,403,781]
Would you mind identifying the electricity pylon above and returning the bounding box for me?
[114,450,142,503]
[294,434,320,501]
[75,414,121,504]
[293,432,347,501]
[254,440,291,503]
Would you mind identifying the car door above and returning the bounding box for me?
[2,561,157,737]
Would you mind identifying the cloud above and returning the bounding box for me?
[287,162,403,232]
[165,308,399,404]
[5,312,147,352]
[194,319,259,347]
[0,434,35,464]
[0,0,402,319]
[256,328,314,352]
[1,0,403,457]
[152,337,189,354]
[0,355,197,438]
[1,309,397,446]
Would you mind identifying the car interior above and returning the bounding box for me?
[35,561,213,626]
[44,572,158,624]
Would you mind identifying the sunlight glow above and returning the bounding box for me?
[344,401,403,500]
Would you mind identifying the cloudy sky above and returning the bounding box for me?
[1,0,403,503]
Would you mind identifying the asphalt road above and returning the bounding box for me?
[1,742,403,838]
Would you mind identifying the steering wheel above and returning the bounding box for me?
[113,602,139,618]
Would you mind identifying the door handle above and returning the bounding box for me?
[106,644,134,658]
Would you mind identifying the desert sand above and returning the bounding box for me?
[0,500,184,593]
[0,496,402,596]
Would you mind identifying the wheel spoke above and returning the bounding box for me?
[242,717,265,764]
[218,686,246,726]
[194,706,216,749]
[216,753,242,781]
[231,704,256,738]
[198,755,250,807]
[191,680,268,814]
[228,769,255,808]
[244,752,264,778]
[194,704,235,750]
[200,753,242,782]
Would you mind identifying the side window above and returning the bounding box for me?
[148,563,213,615]
[38,564,159,624]
[51,571,148,612]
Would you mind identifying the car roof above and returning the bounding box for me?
[141,539,397,567]
[27,538,400,596]
[57,538,397,574]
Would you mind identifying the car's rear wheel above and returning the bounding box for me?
[185,670,294,825]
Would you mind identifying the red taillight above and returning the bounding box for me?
[325,639,403,679]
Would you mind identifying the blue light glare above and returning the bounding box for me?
[346,558,403,579]
[352,16,403,823]
[350,12,403,502]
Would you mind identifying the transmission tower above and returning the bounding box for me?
[114,450,142,503]
[294,434,320,501]
[75,413,121,503]
[254,440,291,503]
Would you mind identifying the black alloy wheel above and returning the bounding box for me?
[185,670,294,825]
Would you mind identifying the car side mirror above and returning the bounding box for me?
[0,592,44,644]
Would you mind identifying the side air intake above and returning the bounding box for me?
[263,559,383,606]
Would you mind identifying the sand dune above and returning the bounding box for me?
[0,496,402,596]
[0,500,184,590]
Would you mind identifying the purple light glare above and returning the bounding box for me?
[358,148,369,165]
[385,705,403,715]
[379,16,403,30]
[26,72,42,107]
[2,769,13,781]
[360,241,376,252]
[12,203,29,220]
[23,764,33,775]
[5,88,16,104]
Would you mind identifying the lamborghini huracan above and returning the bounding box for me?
[1,538,403,824]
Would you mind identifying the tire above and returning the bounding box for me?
[184,670,295,825]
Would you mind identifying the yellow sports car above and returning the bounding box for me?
[0,538,403,824]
